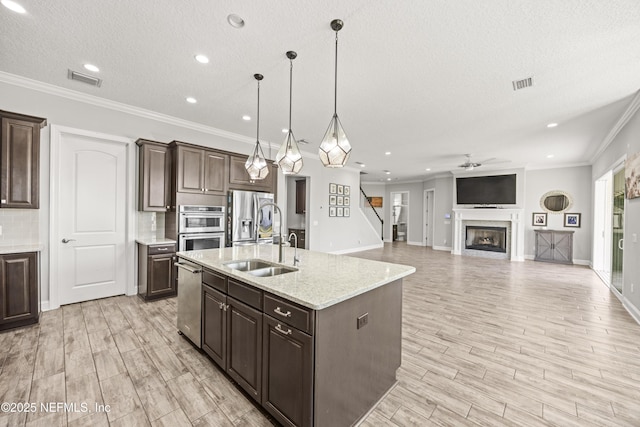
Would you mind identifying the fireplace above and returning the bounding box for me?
[453,208,524,261]
[465,226,507,253]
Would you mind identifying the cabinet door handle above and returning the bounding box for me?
[205,188,209,192]
[218,302,225,310]
[274,307,292,318]
[275,324,292,335]
[156,247,168,251]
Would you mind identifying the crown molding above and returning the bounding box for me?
[524,161,592,171]
[590,89,640,163]
[0,71,257,146]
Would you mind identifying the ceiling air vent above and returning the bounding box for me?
[67,69,102,87]
[512,77,533,91]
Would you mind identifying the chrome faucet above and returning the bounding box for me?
[288,232,300,266]
[260,202,284,263]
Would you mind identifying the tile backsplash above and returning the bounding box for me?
[137,212,166,239]
[0,209,40,245]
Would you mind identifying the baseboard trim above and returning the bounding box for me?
[407,241,424,246]
[330,243,384,255]
[432,245,452,252]
[623,297,640,326]
[524,255,590,266]
[41,300,51,311]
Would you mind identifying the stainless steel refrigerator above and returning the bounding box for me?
[227,190,275,246]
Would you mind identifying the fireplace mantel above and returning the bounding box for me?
[452,208,525,261]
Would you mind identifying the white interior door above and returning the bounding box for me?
[424,189,434,247]
[56,130,128,305]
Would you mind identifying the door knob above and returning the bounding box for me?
[61,238,76,243]
[618,239,624,251]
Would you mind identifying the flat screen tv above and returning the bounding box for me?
[456,174,517,205]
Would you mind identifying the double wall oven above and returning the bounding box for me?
[178,205,225,251]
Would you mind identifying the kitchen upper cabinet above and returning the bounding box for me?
[137,139,171,212]
[0,110,47,209]
[175,143,227,195]
[0,252,39,331]
[229,155,277,193]
[295,179,306,214]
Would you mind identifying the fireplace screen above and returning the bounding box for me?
[465,226,507,253]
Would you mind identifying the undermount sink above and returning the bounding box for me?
[223,259,275,271]
[247,266,298,277]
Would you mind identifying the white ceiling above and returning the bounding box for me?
[2,0,640,182]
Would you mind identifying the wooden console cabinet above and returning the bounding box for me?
[0,252,39,330]
[534,230,574,264]
[1,110,47,209]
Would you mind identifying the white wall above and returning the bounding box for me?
[0,78,379,306]
[523,166,593,264]
[384,182,425,245]
[592,95,640,320]
[425,176,454,250]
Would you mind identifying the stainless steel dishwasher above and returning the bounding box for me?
[176,259,202,347]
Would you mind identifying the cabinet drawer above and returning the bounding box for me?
[148,244,175,255]
[228,279,262,310]
[203,269,227,293]
[264,294,313,334]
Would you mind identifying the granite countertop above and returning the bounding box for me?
[135,237,177,245]
[0,244,44,254]
[177,245,415,310]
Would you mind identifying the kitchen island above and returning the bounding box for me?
[177,244,415,427]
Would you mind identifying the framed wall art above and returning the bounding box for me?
[337,207,344,217]
[337,185,344,195]
[329,195,337,205]
[625,151,640,199]
[532,212,547,226]
[337,196,344,206]
[344,207,350,217]
[564,213,581,228]
[329,206,336,217]
[344,186,350,196]
[344,196,350,206]
[329,183,337,194]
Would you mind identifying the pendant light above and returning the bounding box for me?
[245,74,269,181]
[319,19,351,168]
[276,51,303,174]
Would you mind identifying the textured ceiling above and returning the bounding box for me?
[1,0,640,182]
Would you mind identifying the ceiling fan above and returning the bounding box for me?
[458,154,485,171]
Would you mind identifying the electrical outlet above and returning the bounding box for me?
[357,313,369,329]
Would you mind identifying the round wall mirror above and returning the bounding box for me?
[540,190,573,213]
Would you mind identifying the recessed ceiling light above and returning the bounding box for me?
[195,54,209,64]
[387,178,391,181]
[282,128,289,133]
[547,123,558,128]
[1,0,26,13]
[83,64,100,73]
[242,115,251,121]
[186,97,197,104]
[385,171,391,175]
[425,168,431,171]
[385,151,391,155]
[360,164,366,168]
[227,14,245,28]
[547,154,555,158]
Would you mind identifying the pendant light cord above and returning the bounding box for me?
[334,31,338,116]
[289,59,293,132]
[256,79,260,145]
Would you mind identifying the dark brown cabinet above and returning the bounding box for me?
[229,155,277,193]
[0,252,39,331]
[202,284,227,367]
[175,144,227,195]
[262,301,313,427]
[295,179,306,214]
[534,230,574,264]
[137,139,171,212]
[227,296,263,403]
[0,110,46,209]
[137,243,176,300]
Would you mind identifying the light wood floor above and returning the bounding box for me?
[2,243,640,426]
